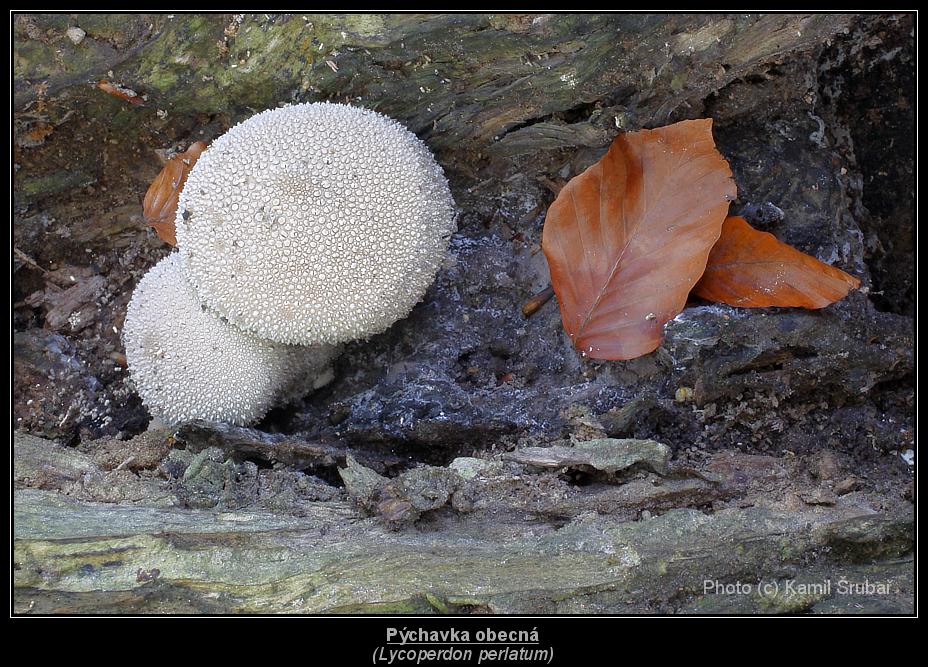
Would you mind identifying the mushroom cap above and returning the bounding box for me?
[123,254,337,426]
[174,102,456,345]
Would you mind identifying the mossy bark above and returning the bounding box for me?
[14,13,853,170]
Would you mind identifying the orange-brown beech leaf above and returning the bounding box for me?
[542,119,736,360]
[142,141,207,246]
[693,216,861,308]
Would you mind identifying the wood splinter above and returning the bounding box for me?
[522,285,554,317]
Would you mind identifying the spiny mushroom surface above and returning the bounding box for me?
[123,254,337,426]
[175,102,457,345]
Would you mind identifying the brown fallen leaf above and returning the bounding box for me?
[142,141,207,246]
[542,119,736,360]
[16,121,55,148]
[692,216,860,308]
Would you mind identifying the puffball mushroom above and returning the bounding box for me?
[175,102,457,345]
[123,254,337,426]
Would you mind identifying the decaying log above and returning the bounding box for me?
[13,432,914,614]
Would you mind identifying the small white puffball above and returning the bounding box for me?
[122,254,337,426]
[175,102,457,345]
